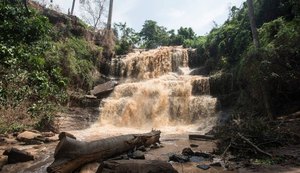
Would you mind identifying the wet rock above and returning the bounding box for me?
[137,145,146,152]
[210,162,222,167]
[45,134,59,142]
[12,132,19,137]
[41,131,55,137]
[150,143,161,149]
[3,138,18,145]
[0,156,8,171]
[16,131,42,144]
[197,164,210,170]
[169,154,189,163]
[194,152,211,158]
[3,148,34,164]
[109,154,129,160]
[0,137,5,143]
[131,151,145,159]
[90,81,118,99]
[190,144,199,148]
[189,156,205,163]
[182,147,194,156]
[210,158,224,167]
[58,132,76,140]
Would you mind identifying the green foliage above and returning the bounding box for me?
[169,27,196,46]
[114,22,140,55]
[45,37,101,90]
[192,0,300,116]
[139,20,170,49]
[0,1,102,133]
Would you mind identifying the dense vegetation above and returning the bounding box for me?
[193,0,300,116]
[0,0,103,133]
[193,0,300,159]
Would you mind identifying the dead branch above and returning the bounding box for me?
[237,133,272,157]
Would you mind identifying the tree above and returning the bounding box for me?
[169,27,196,45]
[114,22,140,55]
[80,0,107,30]
[247,0,273,120]
[139,20,169,49]
[107,0,113,30]
[70,0,76,15]
[247,0,259,48]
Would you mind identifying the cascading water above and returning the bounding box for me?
[96,46,218,134]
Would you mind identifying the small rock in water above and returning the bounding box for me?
[137,145,146,152]
[3,148,34,164]
[190,144,199,148]
[3,138,18,145]
[0,156,8,171]
[109,154,129,160]
[150,143,160,149]
[194,152,211,158]
[169,154,189,163]
[210,162,222,167]
[41,131,55,137]
[182,147,194,156]
[197,164,210,170]
[131,150,145,159]
[17,131,42,144]
[189,156,205,163]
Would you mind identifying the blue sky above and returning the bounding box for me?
[38,0,246,35]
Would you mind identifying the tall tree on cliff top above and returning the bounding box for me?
[140,20,169,49]
[80,0,107,30]
[107,0,113,30]
[247,0,259,48]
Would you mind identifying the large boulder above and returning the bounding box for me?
[16,131,42,144]
[3,148,34,164]
[90,81,118,99]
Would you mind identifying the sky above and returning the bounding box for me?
[38,0,246,36]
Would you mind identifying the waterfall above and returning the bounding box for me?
[97,46,218,131]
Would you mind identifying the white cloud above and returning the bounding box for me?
[47,0,246,35]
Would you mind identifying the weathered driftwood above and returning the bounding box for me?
[47,130,161,173]
[97,160,178,173]
[189,134,215,141]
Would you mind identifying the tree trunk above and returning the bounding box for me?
[97,160,178,173]
[71,0,76,15]
[47,130,161,173]
[107,0,114,30]
[247,0,259,48]
[247,0,273,120]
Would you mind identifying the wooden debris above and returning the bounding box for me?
[97,160,178,173]
[237,133,272,157]
[47,130,161,173]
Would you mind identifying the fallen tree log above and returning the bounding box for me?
[47,130,161,173]
[97,160,178,173]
